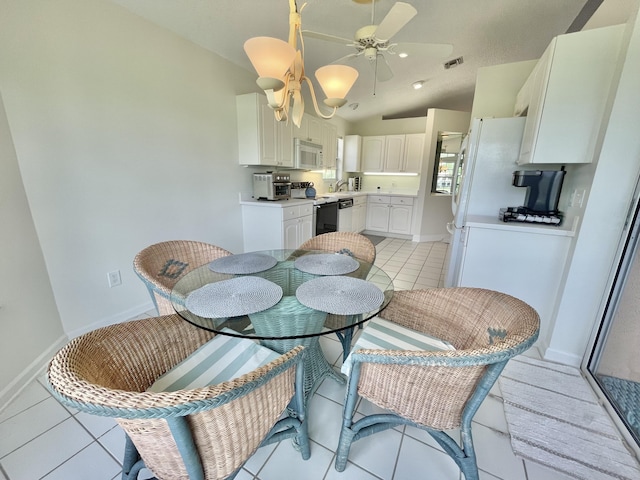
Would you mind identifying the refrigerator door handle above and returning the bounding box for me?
[446,221,456,234]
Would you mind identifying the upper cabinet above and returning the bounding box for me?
[516,25,625,165]
[322,122,338,169]
[295,115,323,145]
[343,135,362,172]
[236,93,293,167]
[237,93,338,169]
[359,134,425,173]
[361,136,386,172]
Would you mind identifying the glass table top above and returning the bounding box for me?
[170,249,394,340]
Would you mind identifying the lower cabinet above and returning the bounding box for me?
[242,202,314,251]
[365,195,414,235]
[351,196,367,233]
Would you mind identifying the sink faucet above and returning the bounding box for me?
[335,180,348,192]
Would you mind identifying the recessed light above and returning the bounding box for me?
[398,52,409,58]
[412,80,425,90]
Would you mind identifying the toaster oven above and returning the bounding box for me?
[253,172,291,201]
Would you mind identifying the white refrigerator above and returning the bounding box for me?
[445,117,527,287]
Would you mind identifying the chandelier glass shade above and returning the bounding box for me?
[243,0,358,127]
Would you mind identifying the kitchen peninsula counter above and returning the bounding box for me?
[465,215,576,237]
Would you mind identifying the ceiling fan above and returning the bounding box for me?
[302,1,453,83]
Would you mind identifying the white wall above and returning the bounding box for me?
[0,94,67,408]
[470,61,536,120]
[0,0,259,337]
[546,7,640,365]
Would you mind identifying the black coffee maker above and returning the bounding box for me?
[499,168,565,225]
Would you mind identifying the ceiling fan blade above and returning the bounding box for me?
[331,52,362,65]
[374,2,417,42]
[301,30,353,46]
[369,53,393,82]
[392,42,454,59]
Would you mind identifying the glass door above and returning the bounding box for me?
[586,181,640,457]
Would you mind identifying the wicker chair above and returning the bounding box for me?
[335,288,540,480]
[46,315,310,480]
[133,240,232,315]
[297,232,377,360]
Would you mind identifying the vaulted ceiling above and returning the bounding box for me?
[108,0,637,122]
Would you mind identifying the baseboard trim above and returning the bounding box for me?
[66,301,156,339]
[1,301,157,413]
[412,234,450,242]
[542,347,583,368]
[0,335,68,413]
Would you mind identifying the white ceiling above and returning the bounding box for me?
[108,0,637,122]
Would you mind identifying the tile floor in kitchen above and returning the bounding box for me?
[0,238,575,480]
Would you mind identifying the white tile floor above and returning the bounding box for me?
[0,239,575,480]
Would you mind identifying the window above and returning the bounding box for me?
[431,131,463,195]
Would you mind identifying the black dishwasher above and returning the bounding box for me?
[315,202,338,235]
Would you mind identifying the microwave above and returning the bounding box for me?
[294,138,323,170]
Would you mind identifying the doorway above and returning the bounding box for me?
[586,180,640,457]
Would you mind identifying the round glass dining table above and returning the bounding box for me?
[170,249,394,400]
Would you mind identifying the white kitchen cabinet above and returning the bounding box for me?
[383,135,405,172]
[360,134,425,173]
[241,201,314,251]
[456,220,573,345]
[366,202,390,232]
[343,135,362,172]
[236,93,293,167]
[352,195,367,233]
[361,136,386,172]
[388,197,414,235]
[402,133,425,173]
[295,115,323,145]
[516,25,624,165]
[365,195,414,235]
[283,212,314,249]
[322,122,338,169]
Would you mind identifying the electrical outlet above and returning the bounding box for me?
[569,189,586,208]
[107,270,121,288]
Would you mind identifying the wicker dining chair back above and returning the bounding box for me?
[297,232,377,360]
[335,288,540,480]
[133,240,232,315]
[298,232,376,263]
[46,315,309,480]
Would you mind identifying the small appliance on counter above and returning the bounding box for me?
[500,168,566,225]
[290,181,316,199]
[253,172,291,201]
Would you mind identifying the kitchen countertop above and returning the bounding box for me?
[465,215,576,237]
[240,191,418,207]
[239,197,313,207]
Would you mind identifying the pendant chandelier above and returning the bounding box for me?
[244,0,359,128]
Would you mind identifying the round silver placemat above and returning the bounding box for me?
[185,276,283,318]
[208,253,278,274]
[294,253,359,276]
[295,276,384,315]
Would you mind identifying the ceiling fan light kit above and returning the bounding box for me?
[243,0,358,127]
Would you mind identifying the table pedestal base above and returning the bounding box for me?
[259,337,345,401]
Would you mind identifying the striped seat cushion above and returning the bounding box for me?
[342,317,456,376]
[148,330,280,392]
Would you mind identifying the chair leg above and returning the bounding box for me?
[122,434,146,480]
[335,364,361,472]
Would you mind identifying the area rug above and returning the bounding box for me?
[363,234,386,246]
[598,375,640,442]
[499,356,640,480]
